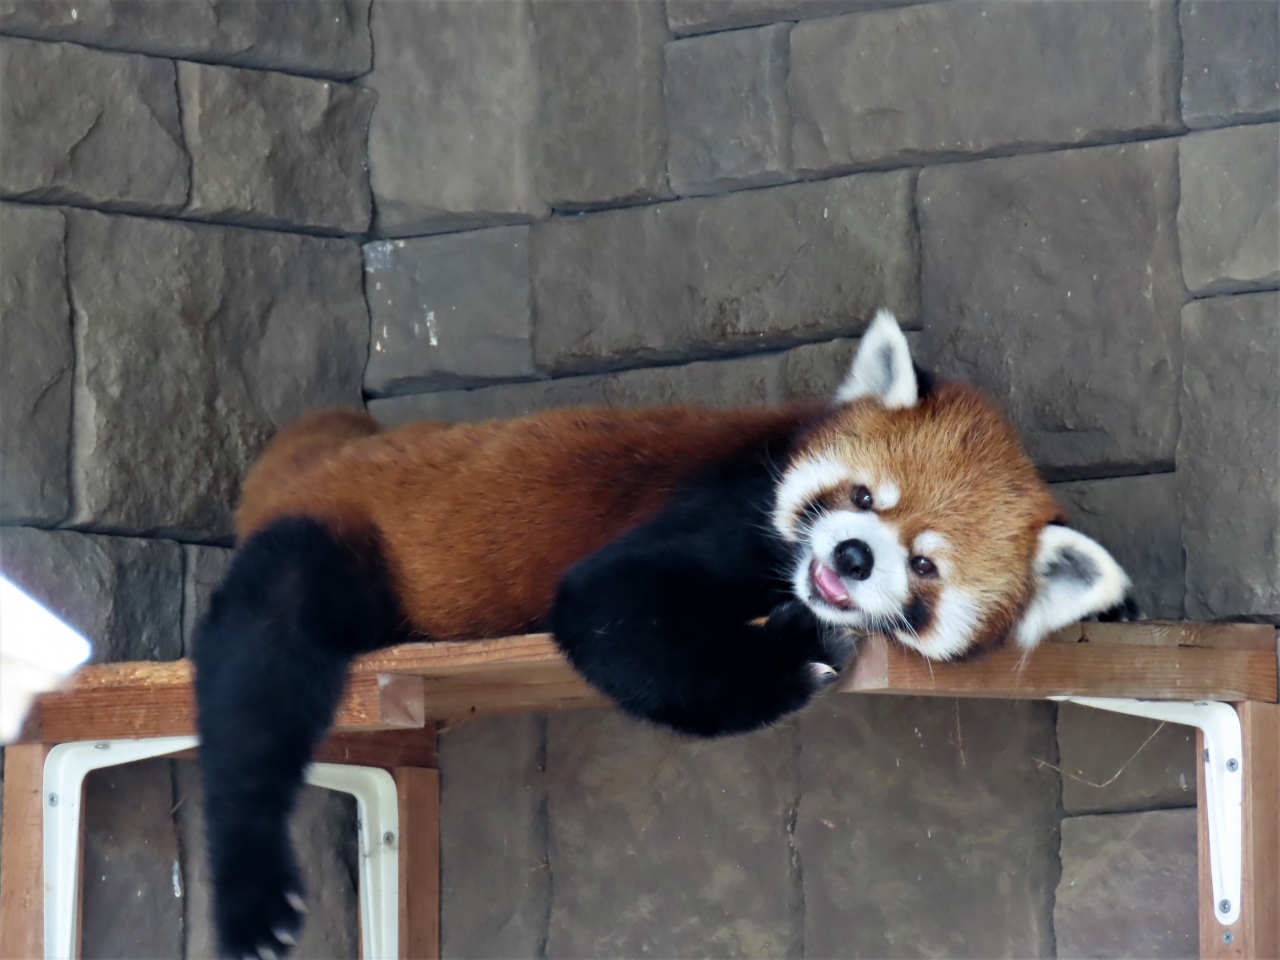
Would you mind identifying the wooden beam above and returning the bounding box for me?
[393,767,440,960]
[1199,702,1280,958]
[0,743,50,960]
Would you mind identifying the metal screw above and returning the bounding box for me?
[1220,899,1232,914]
[1203,749,1210,763]
[382,831,395,846]
[94,742,109,750]
[1226,758,1239,772]
[47,793,58,807]
[1223,931,1234,945]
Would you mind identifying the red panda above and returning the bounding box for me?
[193,311,1136,958]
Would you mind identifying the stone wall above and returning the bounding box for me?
[1,1,1277,957]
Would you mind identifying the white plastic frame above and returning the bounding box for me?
[42,737,399,960]
[1056,697,1242,926]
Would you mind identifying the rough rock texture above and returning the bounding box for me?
[1179,292,1280,621]
[173,761,359,960]
[799,696,1059,958]
[178,62,374,234]
[790,0,1180,173]
[0,203,71,524]
[364,228,537,396]
[545,709,801,958]
[1178,123,1280,296]
[0,527,182,663]
[181,544,234,656]
[80,760,183,960]
[369,337,870,426]
[439,715,548,959]
[532,173,916,374]
[65,210,367,541]
[0,38,188,210]
[0,0,371,78]
[1056,703,1196,815]
[532,0,671,209]
[1051,474,1184,619]
[666,0,918,36]
[366,0,546,236]
[1180,0,1280,128]
[918,141,1182,479]
[1055,810,1198,959]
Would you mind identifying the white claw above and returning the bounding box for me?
[258,949,279,960]
[286,892,308,915]
[273,928,297,947]
[809,662,839,685]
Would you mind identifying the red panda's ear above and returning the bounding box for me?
[1014,526,1132,650]
[836,309,919,409]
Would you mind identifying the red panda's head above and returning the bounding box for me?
[773,310,1133,660]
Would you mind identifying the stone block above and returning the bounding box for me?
[173,760,359,960]
[182,544,234,656]
[790,1,1180,173]
[546,709,800,958]
[1051,474,1184,619]
[918,141,1182,478]
[1179,292,1280,621]
[0,203,71,524]
[65,210,367,541]
[532,173,917,374]
[1180,0,1280,128]
[439,715,548,959]
[364,228,536,396]
[799,695,1059,958]
[666,0,917,36]
[0,0,371,78]
[666,25,793,196]
[1178,124,1280,296]
[366,0,546,236]
[1056,703,1196,815]
[80,759,182,960]
[178,62,374,234]
[1055,810,1198,959]
[0,38,187,210]
[532,0,671,209]
[0,527,182,663]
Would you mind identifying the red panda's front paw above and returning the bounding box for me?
[212,860,306,959]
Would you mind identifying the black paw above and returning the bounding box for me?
[214,855,306,959]
[1091,594,1145,623]
[765,599,847,689]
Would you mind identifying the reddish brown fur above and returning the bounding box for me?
[237,406,813,640]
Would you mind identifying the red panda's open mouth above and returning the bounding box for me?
[809,559,854,610]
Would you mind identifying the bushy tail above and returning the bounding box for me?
[193,516,402,958]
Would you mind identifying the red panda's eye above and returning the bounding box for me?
[910,556,937,578]
[852,485,874,510]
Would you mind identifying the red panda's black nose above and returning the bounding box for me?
[833,539,874,581]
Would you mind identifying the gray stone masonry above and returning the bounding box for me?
[532,172,917,375]
[790,1,1181,174]
[665,24,793,196]
[80,760,183,960]
[181,544,233,656]
[0,37,188,211]
[1052,474,1184,619]
[799,695,1059,958]
[1055,810,1198,959]
[178,61,374,234]
[1179,292,1280,622]
[1178,123,1280,296]
[532,0,671,210]
[666,0,919,36]
[545,709,801,958]
[439,715,548,959]
[0,0,371,79]
[66,209,366,542]
[0,527,182,663]
[1180,0,1280,129]
[1056,703,1196,815]
[365,0,545,236]
[918,141,1182,479]
[1,203,71,524]
[364,228,537,397]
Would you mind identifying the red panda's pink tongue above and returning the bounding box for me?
[811,561,851,608]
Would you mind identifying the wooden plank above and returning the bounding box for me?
[393,767,440,960]
[1049,620,1277,650]
[837,634,1277,703]
[0,743,50,960]
[313,729,438,769]
[1199,703,1280,959]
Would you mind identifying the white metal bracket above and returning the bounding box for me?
[42,737,399,960]
[1054,697,1242,927]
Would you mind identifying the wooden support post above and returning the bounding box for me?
[0,743,51,960]
[393,767,440,960]
[1198,702,1280,959]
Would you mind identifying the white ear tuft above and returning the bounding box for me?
[1014,526,1132,650]
[836,309,918,408]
